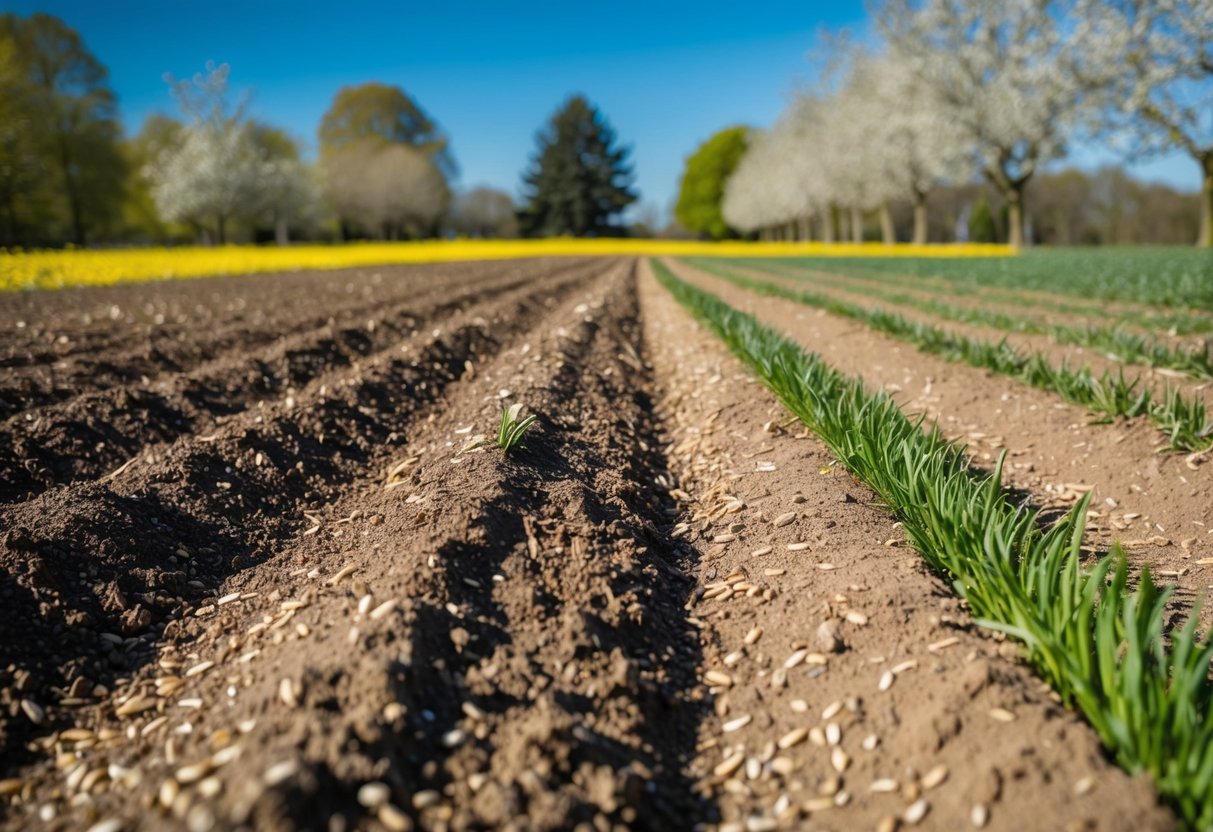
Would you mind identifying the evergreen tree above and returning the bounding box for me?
[675,126,748,240]
[518,95,636,237]
[969,195,997,243]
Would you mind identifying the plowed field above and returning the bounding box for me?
[2,256,1206,831]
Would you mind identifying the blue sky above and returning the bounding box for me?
[7,1,1199,223]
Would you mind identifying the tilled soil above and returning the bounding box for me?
[667,259,1213,612]
[0,258,1179,830]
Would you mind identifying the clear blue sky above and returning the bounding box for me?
[6,0,1198,224]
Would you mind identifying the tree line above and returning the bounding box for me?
[677,0,1212,247]
[0,12,638,248]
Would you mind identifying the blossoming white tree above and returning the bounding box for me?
[876,0,1097,246]
[1083,0,1213,246]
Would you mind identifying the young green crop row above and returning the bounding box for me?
[688,260,1213,452]
[713,258,1213,379]
[727,258,1213,336]
[739,248,1213,311]
[651,259,1213,829]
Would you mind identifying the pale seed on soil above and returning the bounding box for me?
[714,753,745,778]
[891,660,918,674]
[358,782,391,808]
[723,650,744,666]
[723,714,752,733]
[791,699,808,713]
[810,727,826,746]
[357,595,373,615]
[903,799,929,825]
[771,667,787,689]
[159,778,180,808]
[745,757,762,780]
[778,728,808,749]
[369,599,398,620]
[770,756,796,776]
[876,815,898,832]
[185,661,214,678]
[784,649,809,669]
[764,568,785,576]
[845,610,869,626]
[971,804,990,827]
[927,637,960,653]
[378,803,412,831]
[787,542,810,551]
[327,564,358,585]
[751,546,772,556]
[878,671,895,691]
[825,723,841,746]
[175,761,212,784]
[279,678,299,709]
[705,670,734,687]
[989,708,1016,722]
[85,820,123,832]
[803,796,835,812]
[921,764,948,790]
[412,789,441,810]
[870,778,899,793]
[773,512,796,527]
[744,626,764,645]
[141,716,168,737]
[830,748,850,773]
[115,696,156,717]
[821,700,843,720]
[1074,776,1095,795]
[20,699,45,724]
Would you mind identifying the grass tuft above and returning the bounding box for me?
[496,403,538,453]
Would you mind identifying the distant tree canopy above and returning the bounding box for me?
[675,126,749,240]
[0,12,125,246]
[518,95,637,237]
[318,82,456,179]
[448,187,519,238]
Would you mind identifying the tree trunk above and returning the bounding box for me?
[1006,183,1025,248]
[822,208,835,244]
[275,216,289,246]
[799,215,812,242]
[912,189,928,245]
[879,202,895,245]
[216,215,226,245]
[850,207,864,243]
[1198,153,1213,249]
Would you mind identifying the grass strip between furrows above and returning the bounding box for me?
[686,259,1213,453]
[651,259,1213,829]
[701,257,1213,378]
[724,257,1213,337]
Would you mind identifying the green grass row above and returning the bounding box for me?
[652,259,1213,829]
[687,260,1213,452]
[732,254,1213,335]
[746,248,1213,311]
[713,258,1213,378]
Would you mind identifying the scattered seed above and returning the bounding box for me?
[784,649,809,669]
[378,803,412,831]
[773,512,796,527]
[878,671,895,691]
[1074,776,1095,795]
[876,816,898,832]
[821,701,843,720]
[714,753,745,778]
[369,599,398,620]
[745,757,762,781]
[705,670,734,688]
[989,708,1016,723]
[115,696,156,717]
[175,760,212,785]
[921,765,948,790]
[19,699,44,725]
[263,760,299,786]
[85,820,123,832]
[971,804,989,827]
[357,595,373,616]
[412,789,441,810]
[903,799,929,825]
[723,714,752,733]
[751,546,773,557]
[787,542,810,551]
[825,723,841,746]
[862,734,880,751]
[744,626,764,645]
[870,778,899,793]
[809,727,826,746]
[830,747,850,773]
[185,661,215,678]
[279,678,299,709]
[845,610,869,626]
[714,533,737,544]
[790,699,808,713]
[217,592,241,606]
[158,778,179,808]
[778,728,808,749]
[764,568,786,577]
[327,564,358,584]
[927,637,960,653]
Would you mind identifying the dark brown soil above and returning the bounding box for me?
[0,258,1179,831]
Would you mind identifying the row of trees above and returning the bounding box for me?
[1,12,642,248]
[694,0,1211,247]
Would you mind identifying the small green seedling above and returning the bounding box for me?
[496,402,537,452]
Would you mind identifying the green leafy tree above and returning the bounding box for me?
[318,82,455,179]
[0,12,125,245]
[675,126,749,239]
[969,195,997,243]
[518,95,637,237]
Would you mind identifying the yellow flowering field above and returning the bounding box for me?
[0,239,1014,292]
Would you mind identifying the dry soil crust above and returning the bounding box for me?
[0,259,1174,831]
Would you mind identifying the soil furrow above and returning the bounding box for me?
[0,259,719,832]
[0,260,608,774]
[667,258,1213,615]
[634,261,1168,831]
[0,259,600,503]
[0,259,577,421]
